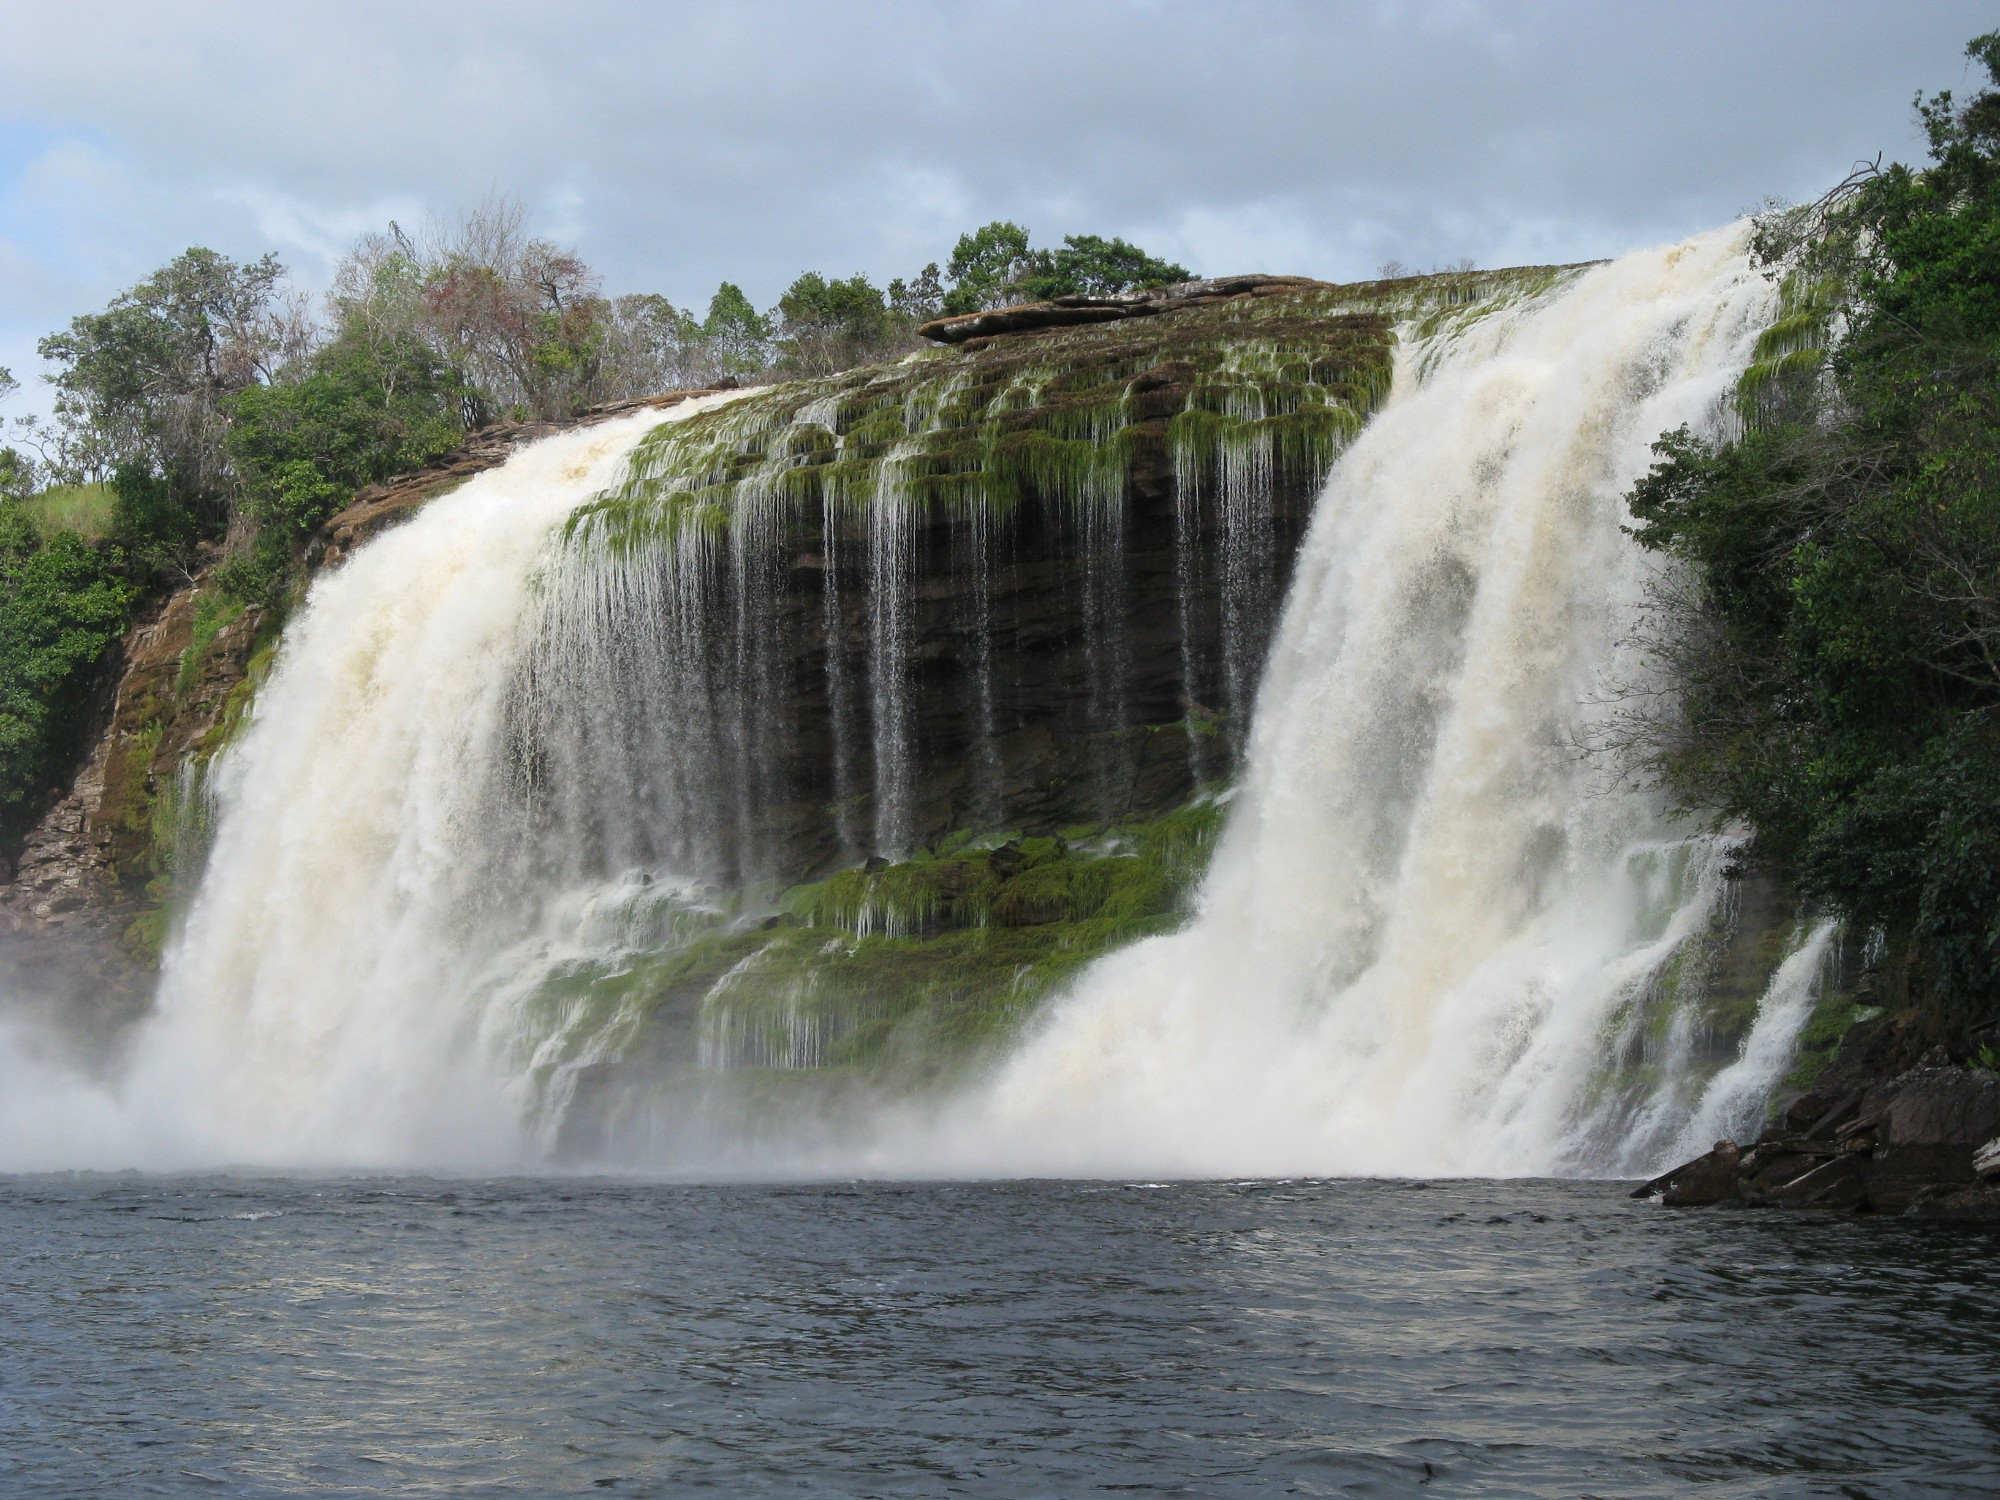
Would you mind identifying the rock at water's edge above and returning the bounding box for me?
[1639,1063,2000,1224]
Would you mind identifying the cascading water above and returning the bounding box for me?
[0,227,1830,1177]
[894,225,1805,1179]
[0,402,744,1167]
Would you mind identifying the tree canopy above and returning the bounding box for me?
[1623,31,2000,1032]
[941,222,1191,315]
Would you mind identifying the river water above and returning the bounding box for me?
[3,1175,1995,1497]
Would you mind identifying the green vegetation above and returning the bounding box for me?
[1622,32,2000,1041]
[563,281,1432,552]
[519,796,1229,1090]
[1784,995,1881,1095]
[940,221,1192,315]
[0,505,138,839]
[175,590,244,695]
[16,483,116,541]
[221,326,472,601]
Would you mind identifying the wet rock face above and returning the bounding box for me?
[508,285,1404,883]
[1640,1062,2000,1222]
[0,582,266,944]
[0,574,273,1036]
[530,439,1318,883]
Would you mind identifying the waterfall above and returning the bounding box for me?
[908,226,1786,1179]
[7,401,743,1167]
[0,228,1816,1177]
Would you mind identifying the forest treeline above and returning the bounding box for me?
[0,212,1187,840]
[1623,32,2000,1046]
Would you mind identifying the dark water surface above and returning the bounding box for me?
[2,1176,1996,1497]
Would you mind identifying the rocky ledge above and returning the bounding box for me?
[914,275,1329,345]
[1639,1055,2000,1224]
[313,386,731,568]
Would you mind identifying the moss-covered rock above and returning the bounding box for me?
[542,794,1229,1149]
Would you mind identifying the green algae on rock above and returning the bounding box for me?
[535,794,1230,1152]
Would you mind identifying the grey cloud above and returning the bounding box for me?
[0,0,1993,400]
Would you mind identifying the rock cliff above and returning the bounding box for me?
[0,275,1420,1028]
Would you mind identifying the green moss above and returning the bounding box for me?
[123,905,171,967]
[1780,986,1880,1096]
[1694,917,1802,1047]
[1735,270,1840,427]
[524,791,1232,1092]
[175,589,244,695]
[111,604,285,967]
[104,720,162,841]
[191,621,280,764]
[549,269,1589,558]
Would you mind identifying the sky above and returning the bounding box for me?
[0,0,1994,415]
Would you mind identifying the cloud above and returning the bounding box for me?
[0,0,1992,410]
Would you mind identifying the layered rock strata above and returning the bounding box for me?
[913,274,1331,345]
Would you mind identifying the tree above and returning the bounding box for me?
[1620,31,2000,1030]
[774,271,894,375]
[942,221,1036,315]
[37,247,302,551]
[887,263,944,325]
[703,282,772,378]
[227,326,470,543]
[327,225,485,426]
[0,367,30,502]
[0,449,29,505]
[598,293,713,396]
[1020,234,1192,300]
[941,221,1193,314]
[414,199,611,420]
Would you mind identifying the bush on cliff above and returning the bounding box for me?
[0,506,137,841]
[226,329,470,542]
[941,221,1193,315]
[1625,31,2000,1034]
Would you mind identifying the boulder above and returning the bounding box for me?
[1762,1152,1870,1210]
[1647,1068,2000,1222]
[1784,1086,1863,1139]
[1902,1182,2000,1224]
[1881,1066,2000,1146]
[1867,1144,1978,1215]
[1639,1140,1743,1206]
